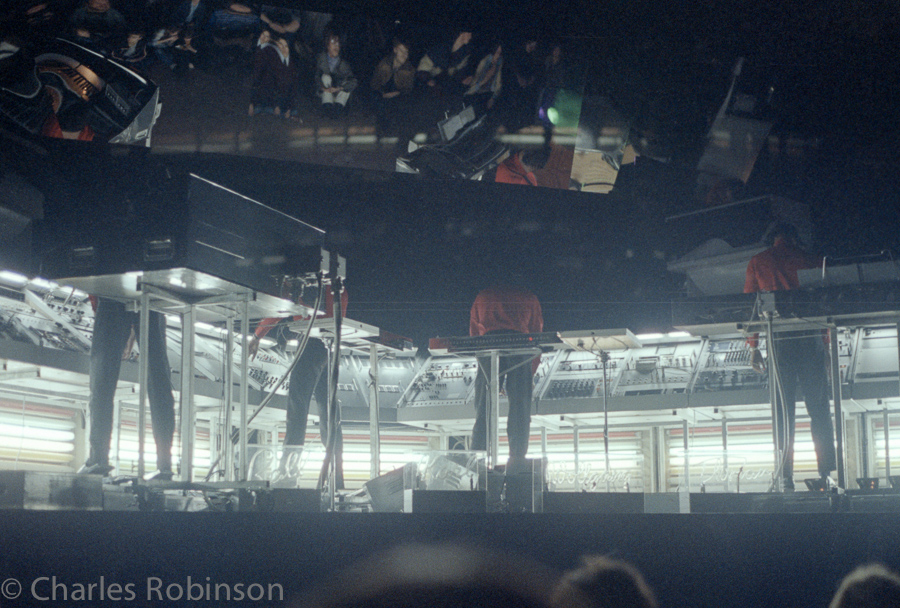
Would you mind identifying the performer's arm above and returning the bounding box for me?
[248,317,282,359]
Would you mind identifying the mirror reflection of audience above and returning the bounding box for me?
[249,30,300,119]
[829,564,900,608]
[208,2,261,59]
[150,25,181,70]
[538,43,571,129]
[170,0,212,70]
[68,0,126,53]
[464,41,503,117]
[370,37,415,150]
[22,2,66,37]
[261,7,300,50]
[291,543,556,608]
[549,556,658,608]
[498,38,542,133]
[172,0,211,33]
[111,29,151,75]
[416,30,474,96]
[172,24,200,72]
[315,31,356,119]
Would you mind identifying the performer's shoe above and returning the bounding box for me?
[145,469,174,482]
[77,462,114,476]
[270,470,295,488]
[782,477,795,492]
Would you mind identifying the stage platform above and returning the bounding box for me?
[1,506,899,608]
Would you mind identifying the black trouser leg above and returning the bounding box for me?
[503,355,534,460]
[796,336,837,476]
[284,338,328,448]
[87,300,132,466]
[312,344,343,488]
[773,334,800,480]
[143,310,175,471]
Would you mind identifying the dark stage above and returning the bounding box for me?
[2,506,900,608]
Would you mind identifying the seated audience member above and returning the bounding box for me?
[416,30,474,95]
[315,31,356,119]
[170,0,212,67]
[498,38,542,133]
[111,29,151,75]
[171,24,200,72]
[370,37,415,145]
[172,0,211,32]
[249,30,299,119]
[829,564,900,608]
[464,41,503,117]
[261,7,300,49]
[69,0,127,52]
[208,1,261,57]
[149,25,181,69]
[550,556,658,608]
[291,544,556,608]
[22,2,67,37]
[495,146,551,186]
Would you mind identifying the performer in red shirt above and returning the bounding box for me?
[494,147,550,186]
[469,285,543,463]
[248,285,348,488]
[744,223,836,490]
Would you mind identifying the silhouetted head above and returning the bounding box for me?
[292,543,557,608]
[829,564,900,608]
[549,556,657,608]
[767,222,799,246]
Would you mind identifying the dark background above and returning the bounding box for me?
[4,0,900,346]
[2,510,900,608]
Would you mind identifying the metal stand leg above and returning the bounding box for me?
[137,290,150,480]
[765,313,784,492]
[489,350,500,470]
[180,307,195,481]
[239,299,249,481]
[325,337,336,510]
[830,328,845,488]
[369,343,380,480]
[223,314,234,481]
[600,350,611,491]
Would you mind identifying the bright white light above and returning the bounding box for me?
[0,424,75,443]
[667,331,692,338]
[0,270,28,287]
[28,277,58,291]
[636,333,665,340]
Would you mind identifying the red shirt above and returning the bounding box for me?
[495,155,537,186]
[744,237,823,347]
[255,288,348,339]
[470,286,543,337]
[744,237,822,294]
[470,285,543,373]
